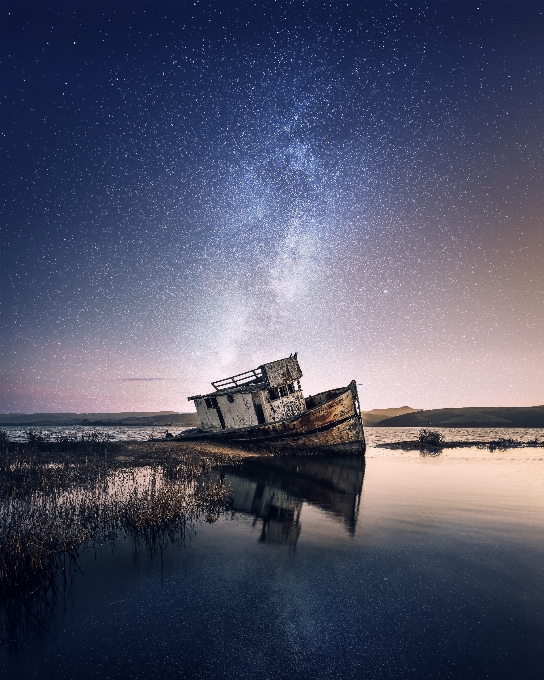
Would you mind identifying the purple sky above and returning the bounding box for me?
[1,1,543,413]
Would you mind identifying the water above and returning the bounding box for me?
[366,426,544,446]
[2,432,544,679]
[3,424,544,445]
[0,425,193,442]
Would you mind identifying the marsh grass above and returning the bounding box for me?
[377,435,544,451]
[0,430,238,602]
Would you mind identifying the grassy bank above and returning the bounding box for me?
[0,431,253,600]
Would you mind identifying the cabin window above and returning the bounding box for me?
[268,387,280,401]
[269,385,294,400]
[205,397,219,409]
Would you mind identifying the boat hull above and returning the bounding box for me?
[178,380,366,455]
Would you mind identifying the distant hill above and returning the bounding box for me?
[373,406,544,428]
[0,412,200,427]
[3,406,542,429]
[361,406,420,426]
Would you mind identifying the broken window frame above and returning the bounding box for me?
[268,387,280,401]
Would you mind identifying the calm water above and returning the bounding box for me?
[3,424,544,444]
[2,434,543,679]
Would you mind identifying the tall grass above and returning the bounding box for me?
[0,431,232,600]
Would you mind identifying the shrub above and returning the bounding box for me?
[418,429,444,446]
[26,429,49,446]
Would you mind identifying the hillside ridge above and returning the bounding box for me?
[360,406,420,426]
[372,406,544,428]
[0,412,200,427]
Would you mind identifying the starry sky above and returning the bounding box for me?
[1,1,543,413]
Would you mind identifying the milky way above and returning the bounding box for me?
[1,1,543,412]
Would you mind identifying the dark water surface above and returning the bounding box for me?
[2,447,544,679]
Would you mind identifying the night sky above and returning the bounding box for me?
[1,1,543,413]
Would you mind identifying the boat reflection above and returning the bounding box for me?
[222,455,366,546]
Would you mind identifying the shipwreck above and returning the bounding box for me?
[181,354,366,454]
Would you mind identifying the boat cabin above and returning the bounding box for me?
[188,354,306,431]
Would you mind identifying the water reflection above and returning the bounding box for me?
[223,455,365,545]
[4,453,544,680]
[0,454,365,647]
[419,447,442,457]
[0,554,78,650]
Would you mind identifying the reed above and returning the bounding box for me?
[0,431,235,600]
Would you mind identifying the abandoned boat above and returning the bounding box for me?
[180,354,366,454]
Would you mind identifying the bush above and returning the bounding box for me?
[418,429,444,446]
[26,429,49,446]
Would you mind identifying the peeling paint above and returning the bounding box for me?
[189,355,306,432]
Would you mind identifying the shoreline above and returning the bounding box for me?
[376,438,544,451]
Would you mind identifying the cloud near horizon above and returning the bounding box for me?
[86,377,177,383]
[114,378,175,382]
